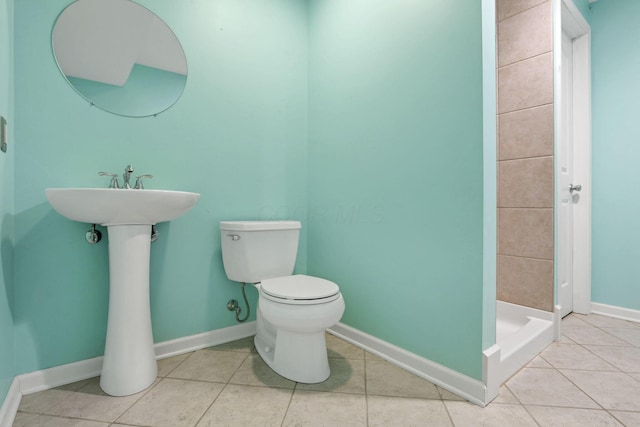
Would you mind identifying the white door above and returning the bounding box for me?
[558,0,592,317]
[558,30,577,318]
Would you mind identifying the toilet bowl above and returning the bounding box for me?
[219,221,345,383]
[254,275,345,383]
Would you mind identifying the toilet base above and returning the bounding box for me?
[252,287,344,383]
[255,331,330,384]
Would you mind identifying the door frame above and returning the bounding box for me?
[556,0,591,314]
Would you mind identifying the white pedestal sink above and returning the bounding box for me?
[45,188,200,396]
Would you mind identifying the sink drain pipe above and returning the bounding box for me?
[227,283,250,322]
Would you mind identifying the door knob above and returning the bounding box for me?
[569,184,582,193]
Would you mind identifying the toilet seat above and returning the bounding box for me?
[260,274,340,305]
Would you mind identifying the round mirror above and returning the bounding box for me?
[52,0,187,117]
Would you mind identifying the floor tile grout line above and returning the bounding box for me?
[562,328,634,348]
[572,315,640,344]
[191,380,225,427]
[559,335,609,412]
[363,354,369,427]
[503,381,525,407]
[108,419,143,427]
[191,347,258,427]
[579,343,627,373]
[158,349,195,378]
[26,380,83,416]
[440,397,457,427]
[228,350,252,383]
[112,376,176,426]
[279,381,298,427]
[538,345,621,373]
[521,402,618,411]
[36,375,156,425]
[522,402,639,427]
[597,329,640,348]
[520,404,543,427]
[575,313,640,330]
[363,391,443,400]
[553,362,609,412]
[606,408,634,427]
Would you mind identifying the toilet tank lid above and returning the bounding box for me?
[220,220,301,231]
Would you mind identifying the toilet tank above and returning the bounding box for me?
[220,220,301,283]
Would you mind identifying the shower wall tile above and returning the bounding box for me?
[498,1,552,67]
[498,255,554,312]
[499,104,553,160]
[496,0,554,313]
[498,52,553,114]
[498,208,553,260]
[497,0,547,22]
[499,157,553,208]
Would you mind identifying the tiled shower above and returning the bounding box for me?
[496,0,555,313]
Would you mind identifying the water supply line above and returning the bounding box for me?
[227,283,250,323]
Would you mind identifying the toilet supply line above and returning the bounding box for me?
[227,283,250,322]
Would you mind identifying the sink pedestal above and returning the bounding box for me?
[100,224,157,396]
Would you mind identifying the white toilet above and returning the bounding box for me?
[220,220,345,383]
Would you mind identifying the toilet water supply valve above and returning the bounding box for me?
[227,283,251,323]
[84,224,159,244]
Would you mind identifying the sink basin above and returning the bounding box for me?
[45,188,200,226]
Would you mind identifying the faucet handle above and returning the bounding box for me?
[99,171,120,189]
[134,174,153,189]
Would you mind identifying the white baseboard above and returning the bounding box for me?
[154,321,256,360]
[16,321,256,397]
[591,302,640,324]
[0,379,20,427]
[328,322,488,406]
[482,345,500,404]
[18,357,102,396]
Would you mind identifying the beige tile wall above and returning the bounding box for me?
[496,0,554,312]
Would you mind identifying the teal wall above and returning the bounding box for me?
[10,0,487,388]
[307,0,485,379]
[590,0,640,311]
[13,0,308,374]
[0,0,15,405]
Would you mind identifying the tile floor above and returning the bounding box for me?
[12,313,640,426]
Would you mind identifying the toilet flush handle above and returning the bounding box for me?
[227,234,240,241]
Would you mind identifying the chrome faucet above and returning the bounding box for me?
[123,165,134,189]
[100,165,152,189]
